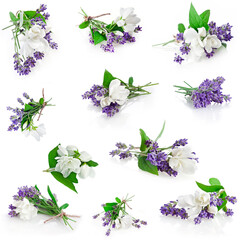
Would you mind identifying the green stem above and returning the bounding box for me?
[152,39,175,47]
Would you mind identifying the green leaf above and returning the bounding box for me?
[35,185,40,192]
[93,31,107,45]
[115,197,121,203]
[106,24,124,32]
[189,3,203,30]
[9,12,18,22]
[86,160,98,167]
[209,178,221,186]
[51,172,78,193]
[23,11,46,23]
[47,185,57,205]
[79,21,90,29]
[222,42,227,48]
[139,129,150,151]
[103,69,116,88]
[217,191,227,211]
[178,23,186,33]
[196,181,224,193]
[24,104,34,111]
[138,155,158,175]
[200,10,210,24]
[39,98,44,105]
[155,121,166,142]
[67,172,78,183]
[48,145,60,168]
[128,77,134,86]
[103,202,118,212]
[60,203,69,210]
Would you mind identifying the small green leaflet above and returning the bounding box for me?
[155,121,166,142]
[189,3,203,30]
[139,129,149,151]
[115,197,121,203]
[86,160,98,167]
[9,12,19,22]
[24,103,34,111]
[79,21,89,29]
[178,23,186,33]
[47,185,57,205]
[103,69,116,88]
[103,202,118,212]
[200,9,210,30]
[209,178,221,186]
[222,43,227,48]
[106,24,124,32]
[39,98,44,105]
[138,155,158,175]
[217,191,227,211]
[60,203,69,210]
[93,31,107,45]
[196,181,224,192]
[128,77,134,86]
[23,11,46,23]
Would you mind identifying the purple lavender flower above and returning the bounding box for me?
[225,209,234,216]
[13,186,40,201]
[180,42,191,55]
[34,51,45,60]
[174,54,184,64]
[44,32,58,50]
[102,102,120,117]
[146,151,168,166]
[172,139,188,149]
[176,33,184,41]
[208,21,233,42]
[160,201,188,219]
[226,196,237,204]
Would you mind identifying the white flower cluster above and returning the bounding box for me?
[184,27,221,58]
[177,191,217,218]
[55,145,93,178]
[114,212,132,228]
[24,124,46,141]
[98,79,130,108]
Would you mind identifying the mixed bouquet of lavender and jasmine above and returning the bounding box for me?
[93,195,147,236]
[79,7,142,52]
[160,178,237,224]
[3,4,58,75]
[82,70,158,117]
[44,144,98,193]
[110,122,198,177]
[9,185,80,229]
[7,89,53,141]
[153,3,233,64]
[174,76,231,108]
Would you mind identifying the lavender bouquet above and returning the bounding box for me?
[9,185,80,229]
[160,178,237,224]
[3,4,58,75]
[7,89,53,141]
[82,69,158,117]
[153,3,233,64]
[79,7,142,52]
[44,144,98,193]
[93,195,147,236]
[174,76,231,108]
[110,122,198,177]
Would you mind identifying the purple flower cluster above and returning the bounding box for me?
[174,54,184,64]
[210,193,224,207]
[145,140,178,177]
[191,76,231,108]
[90,26,142,53]
[7,92,32,131]
[82,84,120,117]
[209,21,233,42]
[160,201,188,219]
[9,186,40,217]
[44,32,58,50]
[109,142,133,159]
[172,138,188,149]
[194,208,214,224]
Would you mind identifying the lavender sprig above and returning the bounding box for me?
[110,122,198,177]
[160,178,237,224]
[174,76,231,108]
[93,195,147,236]
[9,185,80,229]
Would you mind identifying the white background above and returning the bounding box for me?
[0,0,239,239]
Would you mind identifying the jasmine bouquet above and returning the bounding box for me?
[9,185,80,229]
[174,76,231,108]
[110,122,198,177]
[82,70,158,117]
[154,3,233,64]
[160,178,237,224]
[7,89,53,141]
[3,4,58,75]
[44,144,98,193]
[79,7,141,52]
[93,195,147,236]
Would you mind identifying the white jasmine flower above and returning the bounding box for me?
[169,147,197,174]
[115,8,140,34]
[177,191,210,218]
[57,145,68,157]
[79,151,92,162]
[100,79,130,108]
[21,25,49,58]
[66,145,78,156]
[115,212,132,228]
[55,156,81,178]
[184,27,206,57]
[203,35,221,53]
[78,164,91,178]
[13,198,38,220]
[24,124,46,141]
[208,205,218,215]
